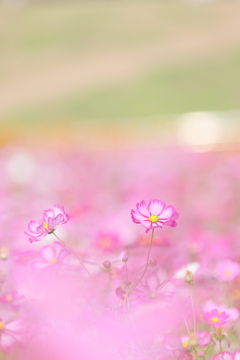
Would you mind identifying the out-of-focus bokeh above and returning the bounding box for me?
[1,0,240,149]
[2,3,240,359]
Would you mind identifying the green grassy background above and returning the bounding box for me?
[0,0,240,126]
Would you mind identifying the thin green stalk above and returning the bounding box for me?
[129,229,155,294]
[189,284,196,334]
[53,232,104,295]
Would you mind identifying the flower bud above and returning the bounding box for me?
[214,326,225,341]
[122,257,128,263]
[103,260,111,269]
[115,287,127,300]
[149,259,157,267]
[189,335,197,348]
[184,270,194,284]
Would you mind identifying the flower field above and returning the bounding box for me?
[1,145,240,359]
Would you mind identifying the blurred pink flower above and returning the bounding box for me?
[203,300,239,322]
[0,318,23,352]
[131,199,179,232]
[180,331,211,350]
[94,232,119,252]
[215,260,240,282]
[33,242,70,270]
[25,205,69,243]
[203,309,229,328]
[214,351,240,360]
[136,272,175,299]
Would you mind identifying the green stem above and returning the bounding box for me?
[192,348,198,360]
[203,343,211,360]
[219,340,223,353]
[189,283,196,334]
[125,262,129,284]
[183,314,191,337]
[129,228,154,294]
[53,232,104,295]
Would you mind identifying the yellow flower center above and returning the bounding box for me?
[0,321,5,331]
[49,258,57,265]
[182,341,189,348]
[6,294,13,302]
[43,223,49,230]
[148,215,159,223]
[224,270,231,277]
[0,247,9,260]
[211,317,220,323]
[150,292,157,298]
[99,237,112,248]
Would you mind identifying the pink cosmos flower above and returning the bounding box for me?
[203,309,230,328]
[131,199,179,232]
[214,351,240,360]
[0,318,23,352]
[180,332,211,350]
[33,242,70,270]
[25,205,69,243]
[203,300,239,322]
[215,260,240,282]
[0,291,24,310]
[136,272,175,299]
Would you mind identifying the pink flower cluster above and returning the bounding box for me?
[2,146,240,359]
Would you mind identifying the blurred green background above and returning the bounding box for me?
[0,0,240,146]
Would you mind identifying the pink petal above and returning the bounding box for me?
[43,209,54,222]
[136,201,150,217]
[146,273,160,292]
[53,213,64,227]
[159,206,175,220]
[28,234,46,243]
[141,219,152,229]
[57,249,71,263]
[148,199,165,216]
[131,210,148,224]
[54,241,63,257]
[48,218,54,230]
[5,320,22,333]
[215,352,233,360]
[53,205,64,216]
[152,222,163,228]
[27,220,41,234]
[0,333,16,352]
[33,261,50,270]
[234,351,240,360]
[157,280,175,296]
[164,219,177,227]
[40,245,55,262]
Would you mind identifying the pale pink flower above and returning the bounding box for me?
[25,205,69,243]
[213,351,240,360]
[136,272,175,299]
[0,318,23,352]
[131,199,179,232]
[94,232,119,252]
[180,332,211,350]
[203,309,229,328]
[215,260,240,282]
[214,353,233,360]
[203,300,239,322]
[33,242,70,270]
[0,291,24,310]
